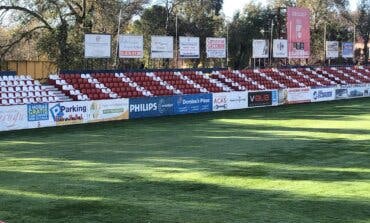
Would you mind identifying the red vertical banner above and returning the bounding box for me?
[287,7,310,59]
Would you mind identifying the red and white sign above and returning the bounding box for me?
[287,7,311,59]
[119,35,144,58]
[286,88,311,104]
[206,38,226,58]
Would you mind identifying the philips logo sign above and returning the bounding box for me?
[129,97,174,118]
[130,103,157,112]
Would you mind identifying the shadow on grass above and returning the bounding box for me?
[0,98,370,222]
[0,170,369,223]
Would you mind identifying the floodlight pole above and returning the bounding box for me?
[324,23,327,66]
[175,13,178,68]
[270,20,274,66]
[115,8,123,69]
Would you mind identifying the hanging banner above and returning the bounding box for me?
[206,38,226,58]
[273,39,288,58]
[287,7,311,59]
[179,37,200,58]
[326,41,339,58]
[119,35,144,58]
[342,42,354,58]
[84,34,111,58]
[151,36,174,59]
[252,40,269,58]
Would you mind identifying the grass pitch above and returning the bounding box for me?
[0,98,370,223]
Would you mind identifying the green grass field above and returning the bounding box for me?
[0,98,370,223]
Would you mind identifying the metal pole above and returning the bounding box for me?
[324,23,327,66]
[175,13,178,68]
[270,20,274,66]
[227,22,229,68]
[115,8,122,69]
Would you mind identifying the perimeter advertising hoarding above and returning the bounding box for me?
[174,94,213,114]
[286,88,311,104]
[342,42,354,58]
[206,38,226,58]
[49,101,91,126]
[89,99,129,122]
[84,34,111,58]
[253,40,269,58]
[326,41,339,58]
[179,37,200,58]
[151,36,174,59]
[129,96,174,119]
[335,85,370,100]
[0,105,28,131]
[310,87,336,102]
[273,39,288,58]
[213,91,248,111]
[287,7,311,59]
[119,35,144,59]
[248,91,278,107]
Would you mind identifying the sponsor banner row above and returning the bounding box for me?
[2,86,369,132]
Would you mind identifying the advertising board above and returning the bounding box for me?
[89,99,129,122]
[119,35,144,58]
[287,7,311,59]
[326,41,339,58]
[151,36,174,59]
[213,92,248,111]
[206,38,226,58]
[0,105,28,131]
[84,34,111,58]
[248,91,278,107]
[273,39,288,58]
[310,87,336,102]
[286,88,311,104]
[253,40,269,58]
[129,96,174,119]
[49,101,91,125]
[174,94,212,114]
[342,42,354,58]
[179,37,200,58]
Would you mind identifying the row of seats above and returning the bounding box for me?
[0,75,59,106]
[2,66,370,105]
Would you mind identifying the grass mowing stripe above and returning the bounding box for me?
[0,98,369,222]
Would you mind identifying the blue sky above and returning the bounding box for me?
[222,0,360,18]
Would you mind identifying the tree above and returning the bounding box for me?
[0,0,148,70]
[357,0,370,64]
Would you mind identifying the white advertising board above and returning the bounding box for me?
[273,39,288,58]
[119,35,144,58]
[326,41,339,58]
[286,88,311,104]
[310,87,336,102]
[206,38,226,58]
[151,36,174,59]
[0,105,28,131]
[213,92,248,111]
[253,39,269,58]
[84,34,111,58]
[89,99,129,122]
[179,37,200,58]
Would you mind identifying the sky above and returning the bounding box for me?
[222,0,360,18]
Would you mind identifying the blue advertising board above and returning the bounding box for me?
[174,93,212,114]
[27,103,49,121]
[129,96,174,119]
